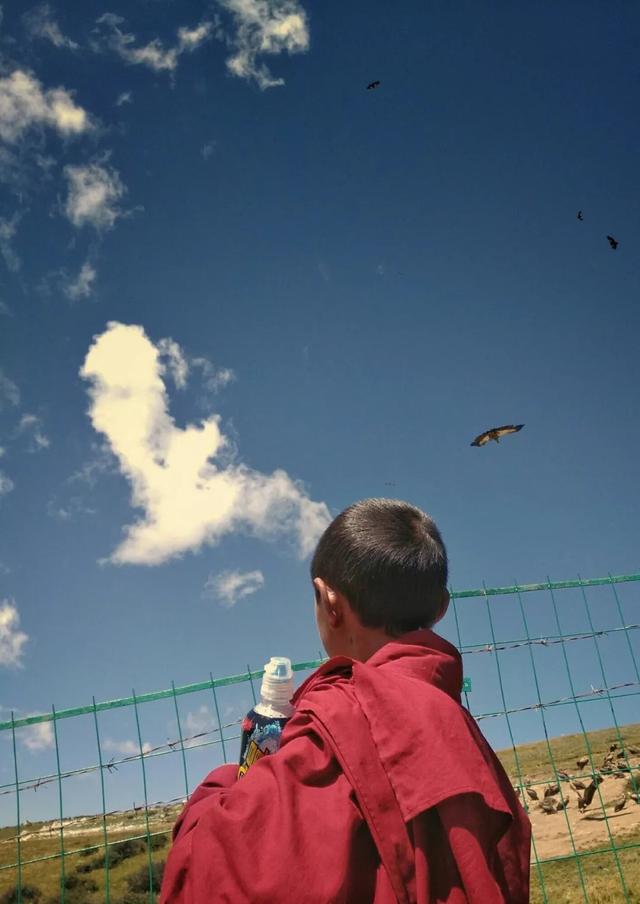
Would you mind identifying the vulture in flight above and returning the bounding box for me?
[367,80,381,90]
[607,235,619,250]
[577,211,583,221]
[470,424,524,447]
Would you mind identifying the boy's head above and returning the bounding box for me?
[310,498,449,661]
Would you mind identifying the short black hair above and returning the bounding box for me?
[310,498,448,636]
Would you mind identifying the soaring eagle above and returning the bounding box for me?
[607,235,619,250]
[577,210,583,220]
[470,424,524,447]
[367,80,380,90]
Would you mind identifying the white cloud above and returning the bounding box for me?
[158,338,189,389]
[21,720,54,752]
[0,600,29,668]
[183,705,214,748]
[24,3,79,50]
[16,414,50,452]
[115,91,133,107]
[79,322,330,565]
[0,214,21,272]
[217,0,309,89]
[204,569,264,608]
[96,14,213,73]
[0,369,20,409]
[103,738,152,756]
[63,163,125,230]
[0,70,91,143]
[63,261,97,300]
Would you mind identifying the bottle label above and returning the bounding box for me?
[238,711,290,779]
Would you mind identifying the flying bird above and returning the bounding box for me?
[367,80,381,90]
[607,235,619,250]
[470,424,524,447]
[577,211,583,221]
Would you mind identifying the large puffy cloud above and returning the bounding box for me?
[95,14,214,73]
[0,599,29,668]
[0,70,91,143]
[217,0,309,89]
[80,322,330,565]
[63,163,125,230]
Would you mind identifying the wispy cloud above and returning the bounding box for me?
[115,91,133,107]
[0,369,20,409]
[0,300,13,316]
[0,472,14,498]
[203,569,264,608]
[0,70,91,143]
[23,3,79,50]
[21,720,54,751]
[201,140,217,160]
[63,260,97,300]
[158,338,189,389]
[0,214,21,272]
[217,0,309,89]
[80,322,330,565]
[183,705,214,747]
[16,414,50,452]
[191,356,235,396]
[103,737,153,756]
[63,162,125,230]
[95,14,214,73]
[0,599,29,668]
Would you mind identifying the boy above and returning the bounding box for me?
[160,499,531,903]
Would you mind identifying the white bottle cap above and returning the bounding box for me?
[260,656,294,710]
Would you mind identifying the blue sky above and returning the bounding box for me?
[0,0,639,823]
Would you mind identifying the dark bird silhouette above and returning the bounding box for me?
[609,742,619,752]
[613,794,627,813]
[577,791,587,812]
[526,787,539,801]
[576,756,589,770]
[582,782,598,808]
[607,235,619,250]
[577,211,583,221]
[366,80,380,90]
[556,797,568,811]
[539,799,557,815]
[544,784,560,798]
[470,424,524,447]
[616,749,627,759]
[571,780,587,791]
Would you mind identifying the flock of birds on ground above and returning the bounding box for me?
[516,743,640,818]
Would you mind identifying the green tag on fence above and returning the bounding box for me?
[462,678,472,692]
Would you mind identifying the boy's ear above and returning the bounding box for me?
[433,589,450,624]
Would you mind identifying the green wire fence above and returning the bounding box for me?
[1,572,639,903]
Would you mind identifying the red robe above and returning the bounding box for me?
[160,631,531,903]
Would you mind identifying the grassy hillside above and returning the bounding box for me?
[1,724,638,903]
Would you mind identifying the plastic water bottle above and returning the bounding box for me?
[238,657,294,778]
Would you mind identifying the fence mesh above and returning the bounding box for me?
[1,572,639,903]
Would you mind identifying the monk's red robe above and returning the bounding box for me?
[160,630,531,903]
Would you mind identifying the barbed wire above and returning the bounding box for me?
[474,680,640,721]
[462,623,639,655]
